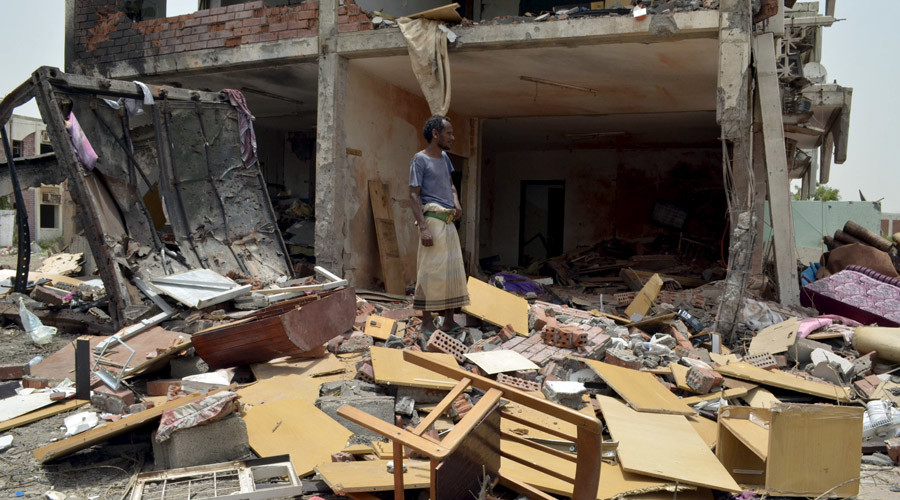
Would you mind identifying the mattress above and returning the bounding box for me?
[800,265,900,327]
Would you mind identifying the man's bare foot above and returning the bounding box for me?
[439,315,461,332]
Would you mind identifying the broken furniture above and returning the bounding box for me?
[716,403,863,497]
[461,276,530,336]
[338,350,601,500]
[150,269,251,309]
[0,67,293,329]
[129,455,304,500]
[192,287,356,369]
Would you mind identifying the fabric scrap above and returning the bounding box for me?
[64,111,98,170]
[397,17,451,116]
[155,391,240,442]
[221,89,257,167]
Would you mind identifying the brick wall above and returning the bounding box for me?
[22,133,36,158]
[72,0,373,72]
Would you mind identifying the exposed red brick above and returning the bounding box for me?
[0,363,29,381]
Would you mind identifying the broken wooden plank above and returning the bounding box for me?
[719,415,769,460]
[680,388,748,406]
[371,346,460,389]
[33,386,232,463]
[596,395,740,492]
[624,273,663,319]
[368,180,406,295]
[748,318,799,356]
[0,399,88,433]
[462,277,529,336]
[363,315,397,341]
[316,459,431,493]
[192,287,356,369]
[741,387,780,408]
[715,362,850,401]
[576,357,696,416]
[244,398,354,477]
[240,354,354,406]
[464,350,538,375]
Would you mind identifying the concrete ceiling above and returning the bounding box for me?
[483,111,721,151]
[351,37,719,119]
[144,62,319,131]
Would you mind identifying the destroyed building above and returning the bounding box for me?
[4,2,897,500]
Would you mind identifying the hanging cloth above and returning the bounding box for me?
[397,17,451,116]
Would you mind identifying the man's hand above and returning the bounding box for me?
[420,227,434,247]
[453,206,462,220]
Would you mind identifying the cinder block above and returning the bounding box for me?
[685,366,723,394]
[152,414,250,469]
[604,349,641,370]
[426,330,468,363]
[496,373,541,392]
[315,395,395,443]
[786,337,832,364]
[338,331,374,353]
[542,381,586,409]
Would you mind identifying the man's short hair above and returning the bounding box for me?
[423,115,449,142]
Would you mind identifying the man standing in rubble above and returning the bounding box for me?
[409,115,469,333]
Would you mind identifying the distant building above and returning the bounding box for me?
[882,213,900,237]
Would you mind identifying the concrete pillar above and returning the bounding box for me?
[461,118,481,271]
[714,0,755,340]
[65,0,76,72]
[314,0,349,275]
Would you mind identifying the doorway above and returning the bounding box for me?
[518,181,565,266]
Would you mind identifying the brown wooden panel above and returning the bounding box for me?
[434,405,501,500]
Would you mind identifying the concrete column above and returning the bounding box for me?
[714,0,755,340]
[314,0,349,276]
[461,118,481,271]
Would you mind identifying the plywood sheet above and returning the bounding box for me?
[462,277,529,336]
[765,404,863,497]
[596,396,740,492]
[624,273,663,319]
[370,346,459,389]
[501,438,691,500]
[244,398,353,477]
[720,417,769,460]
[680,388,748,406]
[500,401,577,441]
[686,415,717,449]
[669,363,693,392]
[240,355,354,406]
[748,318,799,355]
[0,399,88,432]
[464,350,538,375]
[742,387,780,408]
[316,459,431,493]
[363,315,397,341]
[716,362,850,401]
[577,358,696,416]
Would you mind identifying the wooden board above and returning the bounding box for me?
[240,355,354,406]
[464,349,538,375]
[741,387,780,408]
[370,346,459,389]
[765,404,862,497]
[434,405,501,499]
[669,364,693,392]
[244,398,353,477]
[36,253,83,275]
[716,362,850,401]
[596,396,740,492]
[33,386,232,463]
[316,459,431,493]
[0,392,55,422]
[748,318,799,355]
[624,273,663,319]
[720,416,769,460]
[368,181,405,295]
[363,315,397,341]
[0,399,88,432]
[408,2,462,22]
[501,438,692,500]
[680,388,748,405]
[686,415,717,449]
[462,277,529,336]
[576,357,696,416]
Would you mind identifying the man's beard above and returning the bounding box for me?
[438,141,451,150]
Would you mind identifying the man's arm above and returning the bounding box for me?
[451,184,462,220]
[409,186,434,247]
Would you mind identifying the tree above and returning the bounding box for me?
[793,183,841,201]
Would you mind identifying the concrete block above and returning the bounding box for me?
[395,396,415,416]
[152,414,250,469]
[315,395,395,443]
[786,337,832,364]
[169,356,209,378]
[811,348,854,376]
[542,381,586,409]
[337,331,374,353]
[396,386,451,405]
[851,352,875,378]
[91,386,136,414]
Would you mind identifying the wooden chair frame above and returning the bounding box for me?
[338,350,602,500]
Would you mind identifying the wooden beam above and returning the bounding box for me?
[754,32,799,306]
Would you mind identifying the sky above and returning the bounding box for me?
[1,1,897,212]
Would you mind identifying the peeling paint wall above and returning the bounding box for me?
[343,63,471,289]
[480,148,725,266]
